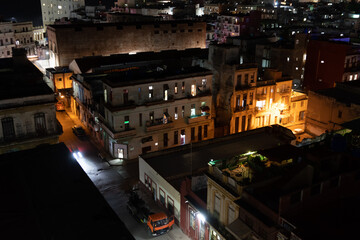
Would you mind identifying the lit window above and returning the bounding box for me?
[321,60,324,64]
[58,5,62,9]
[295,67,298,70]
[303,54,306,62]
[349,75,353,81]
[355,74,358,80]
[287,57,290,62]
[104,89,107,103]
[191,84,196,96]
[191,104,196,116]
[174,83,178,94]
[149,86,153,99]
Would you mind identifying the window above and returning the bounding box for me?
[182,106,185,118]
[236,95,240,108]
[249,92,253,105]
[190,209,196,229]
[149,86,153,99]
[191,104,196,116]
[175,107,178,120]
[236,75,242,87]
[2,117,15,140]
[338,110,342,118]
[160,188,165,206]
[204,125,208,138]
[149,111,154,124]
[58,78,62,81]
[136,25,141,29]
[174,131,178,145]
[154,30,159,34]
[175,83,178,94]
[299,111,305,121]
[245,74,249,84]
[181,129,186,145]
[311,183,321,196]
[163,133,168,147]
[167,196,174,214]
[139,113,142,127]
[124,116,129,130]
[202,78,207,89]
[182,82,185,93]
[290,191,302,204]
[198,126,202,141]
[35,113,46,135]
[214,194,221,219]
[138,87,141,100]
[228,205,235,225]
[191,127,195,141]
[123,89,128,104]
[191,84,196,96]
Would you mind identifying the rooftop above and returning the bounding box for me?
[141,125,295,190]
[0,143,134,239]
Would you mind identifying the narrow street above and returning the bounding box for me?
[56,110,190,240]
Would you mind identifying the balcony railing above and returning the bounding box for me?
[101,122,136,139]
[234,105,249,112]
[0,119,63,145]
[186,113,210,124]
[146,119,174,132]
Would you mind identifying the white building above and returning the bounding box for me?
[41,0,85,26]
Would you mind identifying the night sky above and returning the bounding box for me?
[0,0,115,26]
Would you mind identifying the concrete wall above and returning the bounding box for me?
[48,21,206,66]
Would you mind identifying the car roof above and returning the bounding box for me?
[149,212,167,221]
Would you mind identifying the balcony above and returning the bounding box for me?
[186,113,210,124]
[101,122,136,139]
[234,105,249,112]
[146,119,174,132]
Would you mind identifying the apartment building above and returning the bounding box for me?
[40,0,85,26]
[0,49,62,154]
[73,65,214,160]
[0,21,36,58]
[231,68,307,135]
[47,20,206,67]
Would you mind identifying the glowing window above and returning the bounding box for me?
[191,84,196,96]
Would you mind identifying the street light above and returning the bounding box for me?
[197,212,206,223]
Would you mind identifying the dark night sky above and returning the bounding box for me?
[0,0,115,26]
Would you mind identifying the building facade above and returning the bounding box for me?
[0,49,62,154]
[40,0,85,26]
[47,20,207,67]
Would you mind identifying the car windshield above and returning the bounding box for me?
[153,218,168,227]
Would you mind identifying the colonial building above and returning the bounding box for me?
[209,44,307,137]
[138,125,295,239]
[0,49,62,154]
[47,20,207,67]
[0,21,36,58]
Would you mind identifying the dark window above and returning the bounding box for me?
[96,26,103,31]
[154,30,159,34]
[136,25,141,29]
[180,29,185,33]
[123,89,128,104]
[171,30,176,33]
[164,30,168,33]
[174,131,178,144]
[299,111,305,121]
[188,23,193,26]
[338,110,342,118]
[154,24,160,28]
[191,127,195,141]
[198,29,202,32]
[198,126,202,141]
[164,133,168,147]
[171,23,177,27]
[330,176,339,188]
[142,146,151,154]
[116,25,123,30]
[204,125,208,138]
[139,113,142,127]
[74,27,82,32]
[188,29,193,32]
[34,113,46,135]
[290,191,301,204]
[2,117,15,140]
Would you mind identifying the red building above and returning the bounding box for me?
[303,40,354,92]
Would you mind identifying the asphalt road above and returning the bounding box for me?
[56,110,190,240]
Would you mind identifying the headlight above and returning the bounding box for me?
[77,152,83,158]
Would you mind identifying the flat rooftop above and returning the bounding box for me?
[0,143,134,240]
[141,125,295,189]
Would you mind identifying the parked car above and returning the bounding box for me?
[72,125,86,137]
